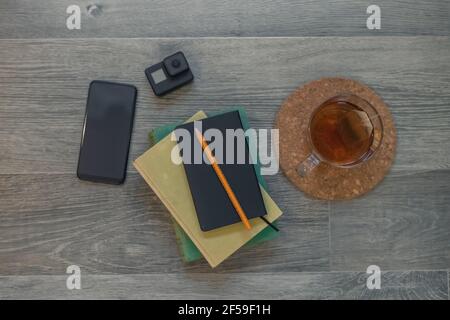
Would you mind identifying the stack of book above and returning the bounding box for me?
[134,109,282,267]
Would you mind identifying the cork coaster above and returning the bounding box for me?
[275,78,396,200]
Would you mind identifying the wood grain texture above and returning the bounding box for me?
[0,0,449,38]
[330,170,450,271]
[1,37,449,175]
[1,9,450,298]
[0,173,329,275]
[0,271,447,299]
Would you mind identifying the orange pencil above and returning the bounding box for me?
[194,128,252,230]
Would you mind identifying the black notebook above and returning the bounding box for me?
[175,111,267,231]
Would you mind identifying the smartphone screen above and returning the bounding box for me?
[77,80,137,184]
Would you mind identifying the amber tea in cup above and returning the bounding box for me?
[298,94,383,177]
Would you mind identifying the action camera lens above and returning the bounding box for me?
[171,59,181,68]
[162,52,190,77]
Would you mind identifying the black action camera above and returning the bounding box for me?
[145,51,194,96]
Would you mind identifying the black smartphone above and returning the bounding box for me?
[77,80,137,184]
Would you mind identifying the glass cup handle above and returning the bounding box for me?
[297,154,320,177]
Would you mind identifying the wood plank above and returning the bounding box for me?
[0,271,447,299]
[0,0,449,38]
[0,37,449,174]
[0,173,330,275]
[330,170,450,271]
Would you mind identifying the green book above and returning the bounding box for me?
[149,108,279,262]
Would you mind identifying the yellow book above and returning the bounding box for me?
[134,111,282,268]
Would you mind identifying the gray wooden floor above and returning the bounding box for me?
[0,0,449,300]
